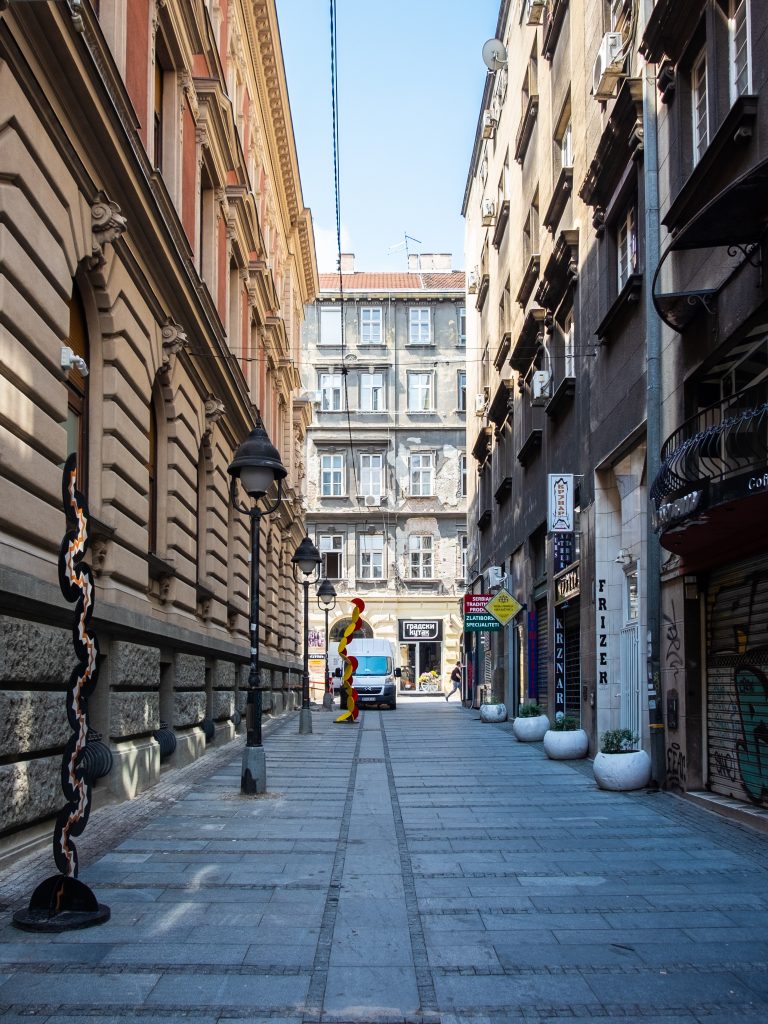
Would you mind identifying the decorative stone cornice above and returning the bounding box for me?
[89,192,127,268]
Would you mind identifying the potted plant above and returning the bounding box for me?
[479,694,507,723]
[593,729,651,791]
[511,701,549,741]
[543,714,589,760]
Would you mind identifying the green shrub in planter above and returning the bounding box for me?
[550,714,580,732]
[600,728,638,753]
[517,702,542,718]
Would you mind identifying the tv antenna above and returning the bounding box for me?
[387,232,422,267]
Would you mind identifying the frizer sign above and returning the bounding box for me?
[548,474,574,533]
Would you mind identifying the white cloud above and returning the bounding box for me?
[313,223,353,272]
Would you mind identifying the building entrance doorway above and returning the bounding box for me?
[399,641,442,692]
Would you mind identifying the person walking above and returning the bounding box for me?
[445,662,462,701]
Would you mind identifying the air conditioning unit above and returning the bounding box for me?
[525,0,546,25]
[531,369,551,404]
[487,565,505,588]
[482,198,496,226]
[467,268,479,294]
[592,32,624,100]
[364,495,381,507]
[482,111,497,139]
[474,392,488,415]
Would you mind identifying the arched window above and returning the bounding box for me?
[329,617,374,642]
[65,285,89,488]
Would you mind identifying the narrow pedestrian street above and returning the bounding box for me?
[1,701,768,1024]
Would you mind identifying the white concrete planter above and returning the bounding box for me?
[593,750,652,791]
[512,714,549,741]
[543,728,589,760]
[479,702,507,723]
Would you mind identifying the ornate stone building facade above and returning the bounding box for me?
[0,0,317,840]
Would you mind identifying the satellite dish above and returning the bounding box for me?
[482,38,508,71]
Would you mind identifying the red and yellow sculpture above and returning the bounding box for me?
[334,598,365,723]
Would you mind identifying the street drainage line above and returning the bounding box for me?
[379,716,439,1016]
[303,722,364,1018]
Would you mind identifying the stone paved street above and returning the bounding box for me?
[1,699,768,1023]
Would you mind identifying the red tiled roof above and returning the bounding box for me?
[318,271,465,292]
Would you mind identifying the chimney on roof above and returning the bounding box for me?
[408,253,452,272]
[339,253,355,273]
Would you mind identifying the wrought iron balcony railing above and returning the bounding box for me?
[651,382,768,530]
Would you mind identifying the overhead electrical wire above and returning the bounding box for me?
[329,0,359,501]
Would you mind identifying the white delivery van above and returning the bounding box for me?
[330,638,399,710]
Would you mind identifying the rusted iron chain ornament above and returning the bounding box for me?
[13,454,110,931]
[334,598,364,723]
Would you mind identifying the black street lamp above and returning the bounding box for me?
[317,577,337,698]
[292,536,322,734]
[227,424,287,794]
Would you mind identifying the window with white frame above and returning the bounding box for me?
[359,534,384,580]
[564,311,575,378]
[460,535,468,580]
[320,453,345,496]
[410,452,434,496]
[407,371,434,411]
[460,453,467,497]
[409,534,433,579]
[559,119,573,168]
[360,371,386,411]
[617,204,637,292]
[320,306,342,345]
[691,48,709,165]
[360,307,383,344]
[360,453,383,498]
[625,566,639,622]
[319,534,343,579]
[458,370,467,411]
[319,372,344,411]
[730,0,751,100]
[409,307,431,344]
[458,307,466,346]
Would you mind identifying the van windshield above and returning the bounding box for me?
[355,656,392,676]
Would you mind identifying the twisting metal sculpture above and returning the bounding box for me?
[334,598,364,723]
[13,454,109,930]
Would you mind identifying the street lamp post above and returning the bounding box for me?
[317,577,337,699]
[292,536,322,735]
[227,424,287,794]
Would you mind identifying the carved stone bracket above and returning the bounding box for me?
[158,319,189,378]
[204,395,226,430]
[89,193,127,269]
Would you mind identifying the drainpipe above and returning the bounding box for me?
[641,0,665,787]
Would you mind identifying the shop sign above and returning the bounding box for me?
[398,619,443,641]
[485,588,523,625]
[553,532,575,574]
[596,578,608,685]
[554,606,566,717]
[463,593,501,632]
[548,474,574,533]
[308,629,324,651]
[555,564,580,604]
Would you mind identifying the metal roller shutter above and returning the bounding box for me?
[536,598,549,706]
[706,556,768,806]
[563,599,581,720]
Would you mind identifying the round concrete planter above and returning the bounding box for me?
[512,714,549,742]
[593,750,652,791]
[543,728,589,760]
[479,702,507,723]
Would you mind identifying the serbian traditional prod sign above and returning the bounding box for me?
[463,593,500,632]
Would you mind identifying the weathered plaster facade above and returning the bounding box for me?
[301,256,467,691]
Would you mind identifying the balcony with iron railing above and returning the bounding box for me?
[650,382,768,562]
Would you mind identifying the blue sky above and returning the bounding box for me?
[276,0,500,273]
